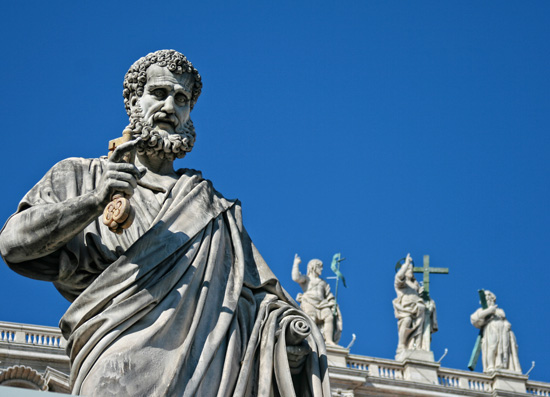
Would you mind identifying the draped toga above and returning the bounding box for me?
[392,271,437,351]
[2,157,331,396]
[471,307,521,372]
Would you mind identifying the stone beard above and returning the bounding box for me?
[130,106,196,161]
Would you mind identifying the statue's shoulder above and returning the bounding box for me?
[177,167,203,180]
[177,168,238,203]
[48,157,105,174]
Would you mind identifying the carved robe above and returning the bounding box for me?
[471,307,521,373]
[2,158,331,396]
[392,272,437,352]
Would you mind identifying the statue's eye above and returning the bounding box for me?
[175,93,189,104]
[152,89,167,99]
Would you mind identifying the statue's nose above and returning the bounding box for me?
[162,95,175,114]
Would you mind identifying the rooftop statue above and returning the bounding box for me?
[470,290,521,373]
[292,254,343,346]
[393,254,438,357]
[0,50,331,396]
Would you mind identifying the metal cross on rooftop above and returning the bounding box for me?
[413,255,449,300]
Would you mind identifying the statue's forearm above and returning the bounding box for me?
[291,263,306,283]
[395,267,407,283]
[0,192,104,263]
[471,310,490,329]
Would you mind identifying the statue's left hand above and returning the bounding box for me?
[286,342,311,374]
[284,317,311,374]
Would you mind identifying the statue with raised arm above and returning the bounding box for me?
[0,50,331,396]
[470,290,521,373]
[393,254,438,355]
[292,254,342,346]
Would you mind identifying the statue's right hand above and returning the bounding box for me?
[483,305,497,316]
[109,138,141,164]
[294,253,302,266]
[95,162,146,205]
[95,139,146,205]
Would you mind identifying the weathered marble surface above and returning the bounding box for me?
[471,290,521,373]
[392,254,437,357]
[292,254,343,346]
[0,50,330,396]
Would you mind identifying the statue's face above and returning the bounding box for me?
[486,293,496,306]
[316,263,323,276]
[307,260,323,277]
[134,64,194,134]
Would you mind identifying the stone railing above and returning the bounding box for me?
[0,321,66,349]
[347,354,404,380]
[526,380,550,396]
[437,367,493,392]
[336,351,550,395]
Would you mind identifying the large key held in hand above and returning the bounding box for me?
[102,128,137,234]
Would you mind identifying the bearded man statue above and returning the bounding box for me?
[0,50,331,397]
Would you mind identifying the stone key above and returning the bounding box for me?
[102,128,136,234]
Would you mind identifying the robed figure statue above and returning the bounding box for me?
[0,50,330,396]
[393,254,438,355]
[470,290,521,373]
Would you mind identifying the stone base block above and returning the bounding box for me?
[491,369,528,393]
[395,349,434,362]
[326,344,350,368]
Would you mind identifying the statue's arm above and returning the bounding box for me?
[394,262,408,286]
[0,193,107,263]
[0,142,144,265]
[470,306,496,329]
[324,281,335,301]
[291,253,307,285]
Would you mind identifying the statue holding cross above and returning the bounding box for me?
[469,290,521,373]
[393,253,449,358]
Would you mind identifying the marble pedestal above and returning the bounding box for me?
[491,369,528,395]
[396,349,440,385]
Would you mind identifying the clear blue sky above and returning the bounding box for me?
[1,1,549,381]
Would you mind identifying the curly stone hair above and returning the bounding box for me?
[123,49,203,115]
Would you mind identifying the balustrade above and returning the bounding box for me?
[0,321,65,348]
[527,381,550,396]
